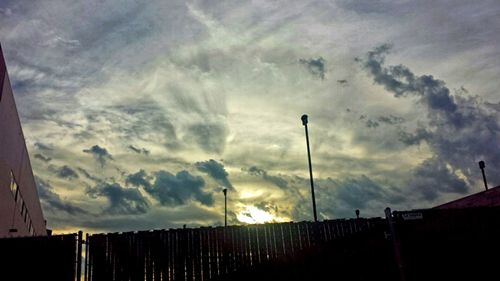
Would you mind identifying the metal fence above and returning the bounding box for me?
[85,218,384,281]
[3,206,497,281]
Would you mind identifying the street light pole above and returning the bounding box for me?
[301,114,318,222]
[479,161,488,191]
[223,188,228,227]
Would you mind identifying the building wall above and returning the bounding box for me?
[0,44,46,237]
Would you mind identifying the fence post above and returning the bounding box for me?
[77,231,83,281]
[385,208,405,281]
[84,233,89,281]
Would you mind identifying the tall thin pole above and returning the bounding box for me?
[479,161,488,191]
[223,188,228,227]
[302,114,318,222]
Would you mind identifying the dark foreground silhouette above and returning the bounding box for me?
[1,206,500,281]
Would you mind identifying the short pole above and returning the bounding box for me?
[223,188,228,227]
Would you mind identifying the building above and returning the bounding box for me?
[434,185,500,209]
[0,43,46,237]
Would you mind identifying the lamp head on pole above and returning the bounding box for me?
[301,114,308,126]
[222,188,227,196]
[479,160,485,169]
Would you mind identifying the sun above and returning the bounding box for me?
[236,206,287,224]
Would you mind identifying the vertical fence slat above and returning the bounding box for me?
[262,224,270,261]
[192,229,201,281]
[209,227,218,279]
[201,228,210,281]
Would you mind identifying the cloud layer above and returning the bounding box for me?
[1,0,499,233]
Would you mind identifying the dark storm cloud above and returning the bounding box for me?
[187,122,228,154]
[87,182,149,215]
[77,167,103,183]
[362,44,466,128]
[409,158,468,200]
[83,145,113,167]
[128,145,150,155]
[125,169,151,189]
[145,170,214,206]
[247,166,288,189]
[34,153,52,162]
[299,57,326,80]
[378,115,404,125]
[361,44,500,188]
[364,114,404,128]
[324,176,405,209]
[397,128,431,146]
[56,165,79,180]
[195,159,233,190]
[290,175,405,220]
[337,79,348,86]
[365,119,379,128]
[485,102,500,112]
[34,142,53,151]
[36,176,88,215]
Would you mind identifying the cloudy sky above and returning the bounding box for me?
[1,0,499,234]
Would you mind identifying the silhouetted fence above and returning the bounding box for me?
[219,206,500,281]
[215,222,398,281]
[2,207,498,281]
[390,207,500,281]
[0,232,81,281]
[85,218,384,281]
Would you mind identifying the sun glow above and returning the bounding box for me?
[236,206,287,224]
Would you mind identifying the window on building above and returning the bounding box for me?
[17,194,23,213]
[9,171,15,193]
[10,171,19,200]
[15,188,19,204]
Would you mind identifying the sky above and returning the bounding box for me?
[1,0,499,234]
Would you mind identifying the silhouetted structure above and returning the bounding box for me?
[85,219,381,281]
[0,43,46,237]
[390,207,500,281]
[0,233,80,281]
[2,186,500,281]
[479,160,488,190]
[223,188,228,227]
[301,114,318,222]
[434,185,500,209]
